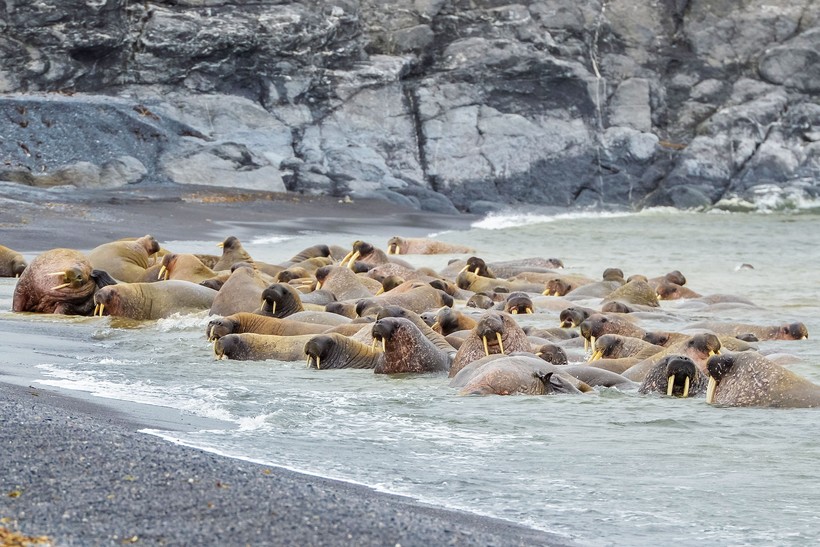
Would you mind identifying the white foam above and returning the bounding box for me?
[249,234,293,245]
[471,210,637,230]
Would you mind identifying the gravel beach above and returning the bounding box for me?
[0,183,570,546]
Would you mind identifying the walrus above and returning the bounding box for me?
[258,283,312,318]
[501,292,535,315]
[355,285,454,317]
[93,280,217,320]
[685,321,808,341]
[466,293,495,309]
[706,352,820,407]
[209,266,272,316]
[622,333,722,382]
[12,248,117,315]
[656,281,702,300]
[157,253,218,284]
[533,343,569,366]
[214,332,318,361]
[589,334,664,361]
[431,307,478,336]
[212,236,254,272]
[456,270,544,294]
[206,312,329,341]
[449,310,533,377]
[452,256,564,279]
[280,244,333,267]
[304,333,383,369]
[601,279,659,308]
[87,234,160,283]
[450,353,584,396]
[314,265,379,300]
[371,317,452,374]
[560,365,638,389]
[375,306,457,354]
[0,244,27,277]
[579,314,646,352]
[386,236,474,255]
[638,355,708,398]
[339,240,413,270]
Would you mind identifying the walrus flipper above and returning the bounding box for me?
[534,371,556,394]
[91,269,118,288]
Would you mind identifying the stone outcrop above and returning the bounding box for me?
[1,0,818,212]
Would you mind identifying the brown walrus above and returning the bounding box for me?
[706,352,820,407]
[356,285,454,317]
[450,354,585,396]
[212,236,254,271]
[431,307,478,336]
[386,236,474,255]
[456,270,544,294]
[93,280,217,320]
[157,253,218,284]
[371,317,452,374]
[622,333,723,382]
[579,314,646,352]
[449,310,532,377]
[213,332,319,361]
[12,248,116,315]
[501,292,535,315]
[638,355,709,398]
[602,279,659,308]
[589,334,664,361]
[206,312,330,341]
[0,244,27,277]
[314,266,379,300]
[87,234,160,283]
[685,321,808,341]
[209,266,272,316]
[304,333,383,370]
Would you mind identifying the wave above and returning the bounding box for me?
[714,184,820,213]
[471,209,640,230]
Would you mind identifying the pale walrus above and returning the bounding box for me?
[638,355,709,398]
[450,354,585,396]
[206,312,329,341]
[386,236,474,255]
[214,333,318,361]
[0,244,27,277]
[157,253,218,284]
[209,265,272,316]
[706,352,820,407]
[449,310,532,378]
[12,249,117,315]
[686,321,808,341]
[93,280,217,320]
[371,317,452,374]
[304,333,383,370]
[86,234,160,283]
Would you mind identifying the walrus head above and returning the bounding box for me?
[543,278,573,297]
[386,236,405,255]
[474,311,521,357]
[778,322,808,340]
[460,256,492,278]
[534,344,568,366]
[371,317,407,352]
[588,334,624,361]
[213,334,246,361]
[660,355,699,398]
[602,268,625,282]
[466,293,494,309]
[601,301,632,314]
[11,257,27,277]
[260,283,303,317]
[705,353,736,404]
[206,316,240,341]
[559,307,591,328]
[683,333,721,362]
[504,292,534,315]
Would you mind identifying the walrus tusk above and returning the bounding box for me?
[306,356,312,369]
[209,326,215,341]
[339,250,354,266]
[682,377,690,398]
[584,337,589,352]
[431,321,440,332]
[346,250,360,270]
[371,338,378,350]
[375,287,384,295]
[473,267,480,275]
[316,356,320,370]
[511,309,518,315]
[666,375,675,397]
[541,289,552,296]
[482,335,490,357]
[706,376,717,404]
[271,301,276,315]
[458,264,469,274]
[158,265,167,280]
[590,349,603,362]
[709,349,720,356]
[217,242,224,248]
[47,271,67,277]
[496,332,504,354]
[52,283,71,290]
[525,307,533,314]
[315,281,322,290]
[590,335,597,354]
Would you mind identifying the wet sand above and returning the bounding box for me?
[0,183,571,545]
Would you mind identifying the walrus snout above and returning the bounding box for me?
[782,322,809,340]
[663,356,698,398]
[213,334,242,360]
[559,307,589,328]
[304,335,332,369]
[706,354,735,404]
[206,318,236,341]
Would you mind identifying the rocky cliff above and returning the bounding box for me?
[1,0,818,213]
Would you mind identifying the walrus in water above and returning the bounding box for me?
[93,280,217,320]
[0,244,27,277]
[451,354,585,396]
[589,334,664,362]
[501,292,535,315]
[371,317,452,374]
[206,312,329,341]
[559,306,596,328]
[602,279,659,308]
[706,352,820,407]
[356,285,454,317]
[638,355,708,398]
[686,321,808,341]
[87,234,160,283]
[13,249,116,314]
[622,333,722,382]
[214,332,319,361]
[386,236,474,255]
[579,314,646,353]
[304,333,383,370]
[449,310,532,377]
[431,307,478,336]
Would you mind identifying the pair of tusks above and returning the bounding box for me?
[371,337,387,352]
[306,355,321,369]
[482,332,505,356]
[510,308,534,315]
[458,265,482,275]
[93,303,105,317]
[260,299,277,314]
[589,348,603,362]
[339,249,360,270]
[667,375,691,398]
[386,244,399,255]
[157,265,170,280]
[48,271,72,290]
[542,289,556,296]
[584,336,597,354]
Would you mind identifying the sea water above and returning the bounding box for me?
[1,208,819,546]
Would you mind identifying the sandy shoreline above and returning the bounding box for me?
[0,184,573,545]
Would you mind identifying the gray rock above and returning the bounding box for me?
[759,28,820,92]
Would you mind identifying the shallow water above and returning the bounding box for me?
[2,208,819,546]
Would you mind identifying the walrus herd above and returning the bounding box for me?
[4,234,816,408]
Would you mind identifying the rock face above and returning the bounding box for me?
[1,0,818,212]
